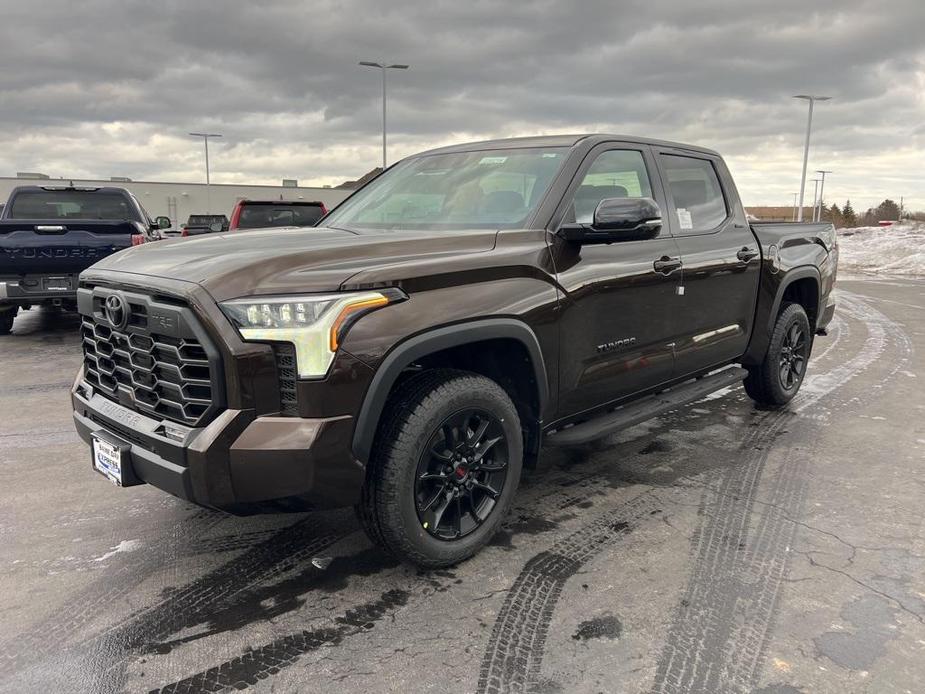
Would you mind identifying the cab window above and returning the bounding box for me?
[660,154,728,234]
[564,149,653,224]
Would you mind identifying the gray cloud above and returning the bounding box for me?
[1,0,923,209]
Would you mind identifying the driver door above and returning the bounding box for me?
[550,144,682,421]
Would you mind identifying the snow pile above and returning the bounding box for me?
[837,222,925,277]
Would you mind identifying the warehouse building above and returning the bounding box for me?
[0,175,353,227]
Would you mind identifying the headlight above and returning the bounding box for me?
[220,290,402,378]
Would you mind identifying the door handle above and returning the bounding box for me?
[653,256,682,274]
[736,247,759,263]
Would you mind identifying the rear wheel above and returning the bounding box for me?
[357,369,522,568]
[0,305,17,335]
[744,302,811,407]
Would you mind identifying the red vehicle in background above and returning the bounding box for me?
[228,199,328,230]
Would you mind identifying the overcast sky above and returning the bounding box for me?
[1,0,923,210]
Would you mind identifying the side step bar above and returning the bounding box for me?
[545,366,748,447]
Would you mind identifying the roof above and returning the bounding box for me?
[416,134,721,157]
[236,199,325,206]
[9,184,132,194]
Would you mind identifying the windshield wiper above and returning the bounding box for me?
[323,225,363,235]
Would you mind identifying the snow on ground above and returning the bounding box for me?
[837,221,925,277]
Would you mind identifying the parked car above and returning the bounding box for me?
[229,199,328,230]
[181,214,229,236]
[0,185,168,333]
[72,134,837,567]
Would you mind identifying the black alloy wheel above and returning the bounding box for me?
[415,409,509,541]
[779,321,808,390]
[743,301,812,408]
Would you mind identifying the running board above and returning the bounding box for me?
[545,366,748,447]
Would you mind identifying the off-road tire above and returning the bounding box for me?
[356,368,523,568]
[0,306,17,335]
[744,302,812,407]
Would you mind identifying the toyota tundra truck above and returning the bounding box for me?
[0,185,168,333]
[71,135,837,567]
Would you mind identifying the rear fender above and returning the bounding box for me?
[742,265,821,365]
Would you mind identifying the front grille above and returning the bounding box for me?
[273,344,299,416]
[79,288,221,427]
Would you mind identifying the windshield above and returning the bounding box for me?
[8,190,141,221]
[323,147,566,231]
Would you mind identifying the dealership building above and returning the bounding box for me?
[0,175,353,227]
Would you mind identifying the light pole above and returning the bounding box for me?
[809,178,820,222]
[189,132,222,213]
[793,95,831,222]
[791,192,799,221]
[359,61,409,169]
[815,169,832,222]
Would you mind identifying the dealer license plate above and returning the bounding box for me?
[92,434,127,486]
[42,276,73,291]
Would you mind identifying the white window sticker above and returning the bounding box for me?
[677,208,693,230]
[478,156,508,165]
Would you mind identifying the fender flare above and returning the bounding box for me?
[743,265,821,365]
[351,318,549,464]
[768,265,822,331]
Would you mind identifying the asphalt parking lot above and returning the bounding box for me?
[1,276,923,694]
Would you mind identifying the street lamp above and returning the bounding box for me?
[791,192,799,221]
[359,61,409,169]
[189,132,222,213]
[793,95,831,222]
[809,178,820,222]
[815,170,832,222]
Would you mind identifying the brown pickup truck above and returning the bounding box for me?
[72,134,837,567]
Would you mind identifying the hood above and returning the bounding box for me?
[88,225,498,301]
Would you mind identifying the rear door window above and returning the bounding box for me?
[239,205,325,228]
[660,155,728,234]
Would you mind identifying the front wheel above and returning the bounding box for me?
[744,302,812,407]
[357,369,522,568]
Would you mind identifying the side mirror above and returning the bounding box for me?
[155,215,172,230]
[558,197,662,244]
[209,222,224,233]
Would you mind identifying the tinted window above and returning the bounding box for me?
[238,204,325,229]
[322,147,566,231]
[566,149,653,224]
[8,190,140,221]
[188,215,227,225]
[660,155,727,234]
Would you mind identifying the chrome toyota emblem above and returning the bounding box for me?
[104,294,128,329]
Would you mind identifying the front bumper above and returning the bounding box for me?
[0,274,78,304]
[72,373,364,512]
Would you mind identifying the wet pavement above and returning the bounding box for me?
[0,276,923,694]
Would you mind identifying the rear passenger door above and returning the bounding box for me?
[654,149,761,378]
[550,144,682,420]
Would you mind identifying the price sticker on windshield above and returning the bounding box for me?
[478,156,508,165]
[677,208,693,230]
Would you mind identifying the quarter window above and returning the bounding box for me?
[660,154,728,234]
[566,149,653,224]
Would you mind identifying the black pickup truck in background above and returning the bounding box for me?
[0,185,168,334]
[73,134,837,567]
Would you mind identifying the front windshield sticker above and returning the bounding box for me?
[478,156,508,165]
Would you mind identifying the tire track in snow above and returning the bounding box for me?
[650,291,910,694]
[476,292,907,694]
